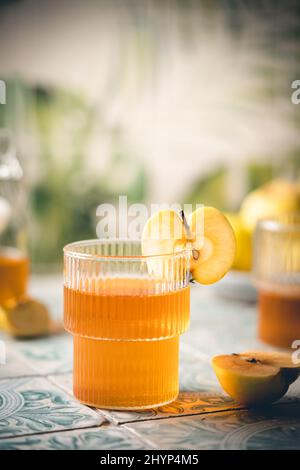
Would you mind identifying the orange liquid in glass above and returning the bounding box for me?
[64,278,190,340]
[259,288,300,348]
[0,249,29,305]
[64,279,190,409]
[73,335,180,409]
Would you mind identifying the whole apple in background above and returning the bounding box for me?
[224,212,252,271]
[0,197,11,235]
[240,179,300,233]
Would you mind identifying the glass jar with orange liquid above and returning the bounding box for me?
[254,214,300,348]
[64,239,190,409]
[0,130,29,307]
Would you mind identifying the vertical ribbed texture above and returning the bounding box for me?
[63,239,190,409]
[73,335,179,409]
[254,214,300,293]
[64,240,191,295]
[64,284,189,339]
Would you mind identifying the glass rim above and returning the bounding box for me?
[256,212,300,233]
[63,238,192,260]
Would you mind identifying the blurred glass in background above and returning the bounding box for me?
[0,0,299,270]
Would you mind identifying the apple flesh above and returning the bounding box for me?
[212,351,300,407]
[141,207,236,285]
[188,207,236,284]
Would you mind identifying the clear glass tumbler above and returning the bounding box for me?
[64,239,190,409]
[253,213,300,348]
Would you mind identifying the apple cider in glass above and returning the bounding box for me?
[0,247,29,306]
[64,240,190,409]
[254,214,300,348]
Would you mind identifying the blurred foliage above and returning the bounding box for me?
[185,168,228,211]
[1,79,299,269]
[0,80,147,267]
[247,163,274,191]
[184,157,300,211]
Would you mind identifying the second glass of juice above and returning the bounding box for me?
[64,240,190,409]
[254,214,300,348]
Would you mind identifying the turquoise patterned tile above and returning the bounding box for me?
[48,373,73,395]
[13,334,73,375]
[180,364,219,392]
[185,315,260,356]
[48,371,224,424]
[125,403,300,450]
[49,369,238,425]
[99,391,241,425]
[0,376,104,438]
[0,344,38,379]
[0,424,148,450]
[180,341,219,389]
[188,288,263,355]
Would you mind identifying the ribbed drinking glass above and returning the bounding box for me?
[64,239,190,409]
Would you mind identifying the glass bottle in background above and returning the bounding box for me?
[253,214,300,348]
[0,129,29,307]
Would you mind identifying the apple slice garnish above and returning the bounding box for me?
[141,206,236,284]
[188,207,236,284]
[141,209,186,257]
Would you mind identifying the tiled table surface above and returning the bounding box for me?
[0,275,300,450]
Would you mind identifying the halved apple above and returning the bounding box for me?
[188,207,236,284]
[212,351,300,406]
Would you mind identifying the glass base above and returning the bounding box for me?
[74,396,179,411]
[73,335,179,410]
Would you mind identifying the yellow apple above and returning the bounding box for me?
[225,213,252,271]
[240,179,300,232]
[212,351,300,407]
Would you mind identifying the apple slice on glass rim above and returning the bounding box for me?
[141,206,236,284]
